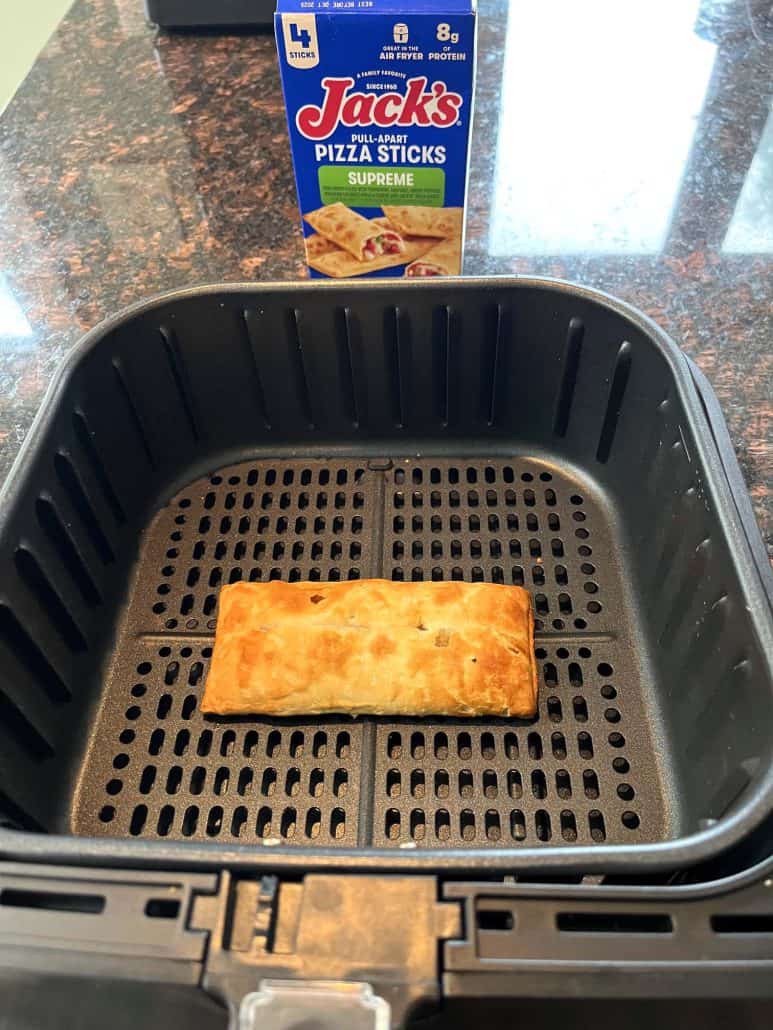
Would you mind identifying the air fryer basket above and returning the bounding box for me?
[0,278,771,873]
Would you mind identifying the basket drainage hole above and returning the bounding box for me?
[613,757,630,774]
[129,805,148,836]
[622,811,640,830]
[99,806,115,823]
[589,810,606,842]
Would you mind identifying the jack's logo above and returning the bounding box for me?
[296,77,463,141]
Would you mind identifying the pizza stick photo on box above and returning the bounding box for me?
[275,0,476,279]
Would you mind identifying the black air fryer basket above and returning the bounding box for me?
[0,277,771,875]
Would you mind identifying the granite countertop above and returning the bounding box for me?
[0,0,770,558]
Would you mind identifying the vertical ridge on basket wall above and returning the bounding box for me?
[485,302,505,427]
[687,657,755,769]
[443,300,482,431]
[0,596,61,783]
[0,675,57,761]
[490,300,509,428]
[13,546,88,653]
[53,452,115,565]
[684,653,760,825]
[0,608,62,805]
[336,302,399,432]
[650,481,698,593]
[237,309,271,430]
[596,340,632,463]
[34,496,102,607]
[31,497,101,617]
[112,321,205,469]
[158,327,201,444]
[335,307,360,428]
[637,438,692,572]
[241,307,283,430]
[0,686,55,762]
[111,358,157,469]
[0,601,71,704]
[0,788,43,832]
[400,299,447,432]
[384,305,405,428]
[5,490,94,669]
[299,303,361,434]
[71,410,127,526]
[341,306,367,429]
[288,308,316,429]
[554,317,584,437]
[498,288,563,438]
[674,593,731,717]
[657,536,712,648]
[433,304,452,428]
[445,300,483,430]
[635,398,673,547]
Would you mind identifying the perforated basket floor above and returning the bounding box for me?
[74,455,666,848]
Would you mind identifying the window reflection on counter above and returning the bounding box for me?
[0,273,33,347]
[723,107,773,253]
[489,0,716,256]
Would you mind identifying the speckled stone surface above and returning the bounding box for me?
[0,0,770,558]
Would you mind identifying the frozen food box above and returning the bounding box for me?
[275,0,476,278]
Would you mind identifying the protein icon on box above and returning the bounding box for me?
[275,0,476,279]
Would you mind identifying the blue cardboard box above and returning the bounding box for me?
[275,0,476,278]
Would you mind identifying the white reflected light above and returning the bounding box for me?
[489,0,716,255]
[723,106,773,253]
[0,273,33,341]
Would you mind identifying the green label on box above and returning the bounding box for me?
[318,166,445,208]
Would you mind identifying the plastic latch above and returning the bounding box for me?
[239,980,391,1030]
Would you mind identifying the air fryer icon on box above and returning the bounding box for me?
[276,0,476,278]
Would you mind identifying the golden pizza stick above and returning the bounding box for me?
[381,205,463,240]
[405,235,462,277]
[304,202,405,262]
[304,218,437,278]
[200,579,537,718]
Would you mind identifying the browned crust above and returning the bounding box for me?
[404,235,462,277]
[201,579,537,718]
[382,205,463,239]
[304,202,403,261]
[304,217,437,277]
